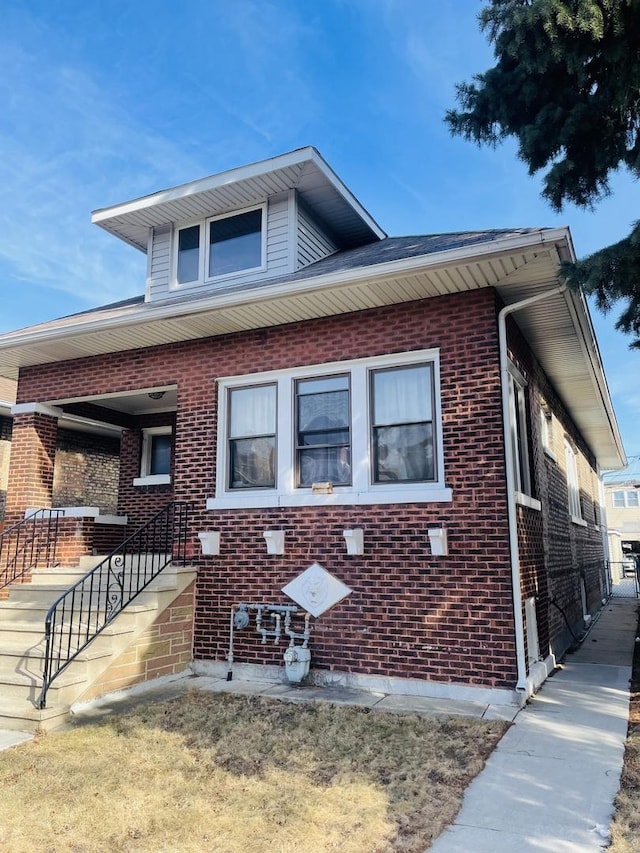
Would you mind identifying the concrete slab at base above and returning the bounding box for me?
[192,660,523,707]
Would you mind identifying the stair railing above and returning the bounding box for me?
[38,501,190,709]
[0,508,64,591]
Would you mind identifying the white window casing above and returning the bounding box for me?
[207,349,451,509]
[172,202,267,290]
[133,426,172,486]
[564,438,584,524]
[507,363,537,507]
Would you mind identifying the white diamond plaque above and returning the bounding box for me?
[282,562,352,618]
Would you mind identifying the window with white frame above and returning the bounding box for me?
[208,350,450,509]
[175,205,265,286]
[134,427,172,486]
[508,366,533,498]
[539,404,553,455]
[564,439,582,520]
[612,489,640,508]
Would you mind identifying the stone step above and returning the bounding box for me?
[0,703,71,733]
[0,562,195,732]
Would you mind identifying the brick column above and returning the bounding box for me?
[5,404,62,519]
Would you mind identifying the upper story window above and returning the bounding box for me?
[612,489,640,508]
[208,349,451,509]
[175,204,266,286]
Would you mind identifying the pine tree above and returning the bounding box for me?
[446,0,640,345]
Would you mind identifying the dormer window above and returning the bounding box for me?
[174,204,266,287]
[209,208,263,277]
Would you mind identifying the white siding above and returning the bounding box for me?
[297,203,337,270]
[147,224,172,301]
[146,195,292,303]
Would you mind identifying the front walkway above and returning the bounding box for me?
[430,597,638,852]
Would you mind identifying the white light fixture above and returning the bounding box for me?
[263,530,285,555]
[427,527,448,557]
[343,528,364,556]
[198,531,221,556]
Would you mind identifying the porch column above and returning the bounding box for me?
[5,403,62,519]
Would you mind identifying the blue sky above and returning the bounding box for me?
[0,0,637,454]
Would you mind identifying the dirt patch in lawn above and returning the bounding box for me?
[609,604,640,852]
[0,691,507,852]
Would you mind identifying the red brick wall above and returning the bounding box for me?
[4,412,57,519]
[15,289,519,690]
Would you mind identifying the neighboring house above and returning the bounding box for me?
[603,456,640,574]
[0,147,626,720]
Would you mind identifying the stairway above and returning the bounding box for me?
[0,556,196,732]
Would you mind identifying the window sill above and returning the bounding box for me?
[571,514,587,527]
[515,492,542,511]
[543,447,557,463]
[207,485,453,510]
[133,474,171,487]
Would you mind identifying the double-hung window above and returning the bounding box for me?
[508,366,533,499]
[227,384,276,489]
[295,375,351,487]
[564,439,583,522]
[371,364,435,483]
[175,204,265,287]
[209,349,450,509]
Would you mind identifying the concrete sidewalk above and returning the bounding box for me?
[430,597,638,852]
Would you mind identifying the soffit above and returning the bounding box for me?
[0,232,624,468]
[92,148,385,252]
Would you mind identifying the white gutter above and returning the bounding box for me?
[498,284,567,692]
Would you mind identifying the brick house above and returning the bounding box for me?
[0,148,625,723]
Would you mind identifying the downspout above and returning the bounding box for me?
[498,284,566,692]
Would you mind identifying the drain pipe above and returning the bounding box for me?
[498,283,567,693]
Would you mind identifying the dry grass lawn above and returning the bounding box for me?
[0,690,507,852]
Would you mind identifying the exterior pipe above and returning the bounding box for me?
[498,284,567,693]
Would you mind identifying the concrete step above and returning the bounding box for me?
[0,703,71,733]
[0,562,195,732]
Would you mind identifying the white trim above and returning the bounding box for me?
[92,147,386,241]
[210,349,447,509]
[133,474,171,487]
[11,402,63,418]
[515,492,542,511]
[138,426,172,481]
[571,515,588,527]
[170,203,268,292]
[564,438,583,521]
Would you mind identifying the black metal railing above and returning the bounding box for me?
[0,509,64,591]
[39,502,190,709]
